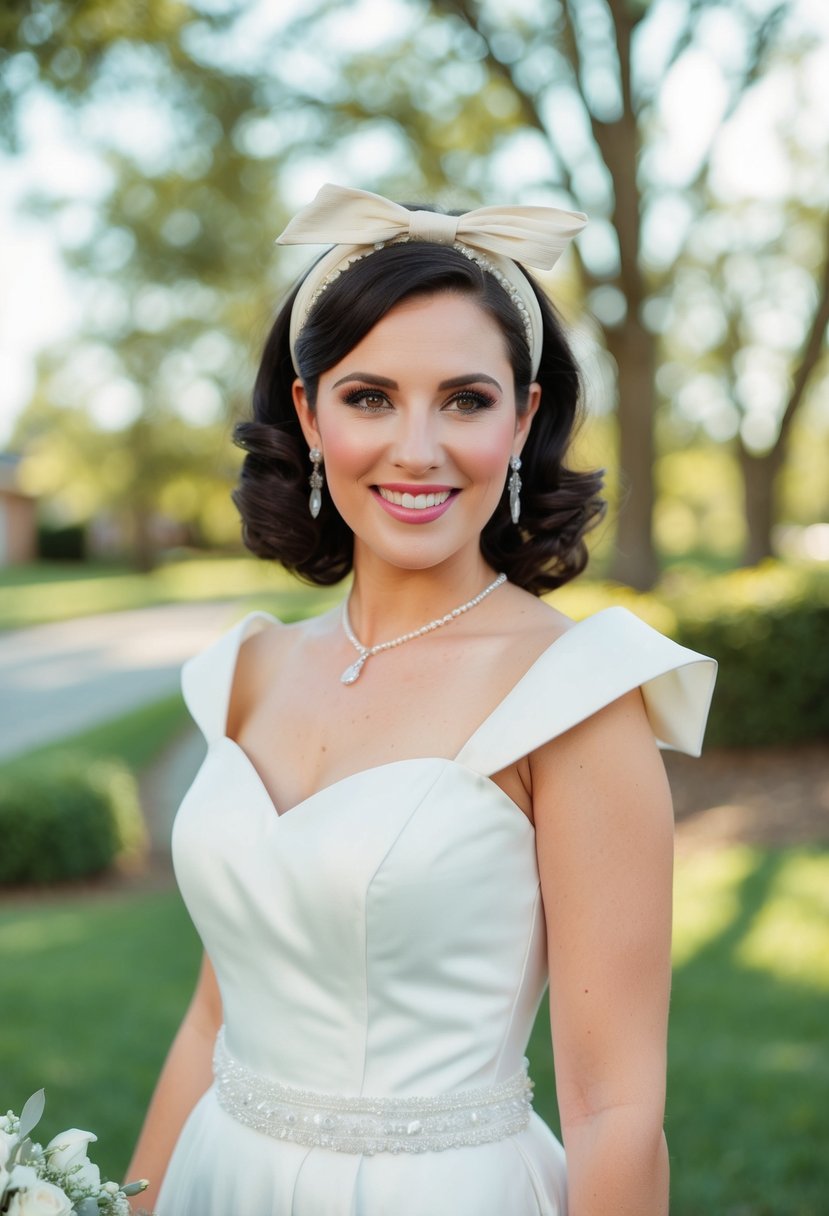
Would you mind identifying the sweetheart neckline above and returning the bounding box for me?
[216,736,536,835]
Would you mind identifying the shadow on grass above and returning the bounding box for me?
[527,848,829,1216]
[668,848,829,1216]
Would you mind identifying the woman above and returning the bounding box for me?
[128,184,716,1215]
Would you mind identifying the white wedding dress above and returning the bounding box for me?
[156,606,715,1216]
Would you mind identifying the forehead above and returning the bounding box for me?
[342,291,511,362]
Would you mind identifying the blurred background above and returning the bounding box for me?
[0,2,827,1213]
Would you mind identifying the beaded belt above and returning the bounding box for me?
[213,1028,534,1155]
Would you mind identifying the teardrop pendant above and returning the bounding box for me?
[309,487,322,518]
[340,656,367,685]
[508,455,522,525]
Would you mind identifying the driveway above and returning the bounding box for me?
[0,600,243,760]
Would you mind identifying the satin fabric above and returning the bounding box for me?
[157,607,715,1216]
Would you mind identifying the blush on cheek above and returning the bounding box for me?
[467,422,518,479]
[319,428,379,481]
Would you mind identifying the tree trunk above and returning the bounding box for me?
[606,319,659,590]
[738,444,783,567]
[130,503,156,573]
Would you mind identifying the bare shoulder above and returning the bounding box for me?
[225,613,321,740]
[530,684,672,839]
[496,581,577,652]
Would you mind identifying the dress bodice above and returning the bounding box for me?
[171,607,716,1101]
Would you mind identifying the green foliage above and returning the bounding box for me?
[674,577,829,748]
[0,755,146,885]
[552,562,829,747]
[37,522,87,561]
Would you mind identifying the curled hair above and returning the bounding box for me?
[233,239,605,594]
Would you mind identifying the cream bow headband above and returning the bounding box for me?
[276,183,587,378]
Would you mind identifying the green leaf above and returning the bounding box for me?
[18,1089,45,1141]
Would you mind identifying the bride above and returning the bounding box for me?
[127,184,715,1215]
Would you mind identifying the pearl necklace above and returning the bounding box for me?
[340,572,507,685]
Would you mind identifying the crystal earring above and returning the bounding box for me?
[308,447,323,518]
[508,454,522,524]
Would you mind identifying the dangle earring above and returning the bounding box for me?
[308,447,324,518]
[508,454,522,525]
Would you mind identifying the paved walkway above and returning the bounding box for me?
[0,601,242,760]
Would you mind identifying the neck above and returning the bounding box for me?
[346,551,498,646]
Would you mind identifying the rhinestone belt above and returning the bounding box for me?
[213,1028,534,1155]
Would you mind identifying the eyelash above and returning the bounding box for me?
[341,387,497,414]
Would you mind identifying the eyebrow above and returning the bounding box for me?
[331,372,503,392]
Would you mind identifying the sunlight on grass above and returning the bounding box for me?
[668,846,829,1213]
[672,845,757,966]
[737,851,829,990]
[0,557,342,630]
[0,911,89,955]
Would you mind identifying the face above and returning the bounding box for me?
[293,291,540,574]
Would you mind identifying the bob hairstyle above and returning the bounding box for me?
[233,238,605,594]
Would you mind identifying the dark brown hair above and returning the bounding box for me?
[233,239,605,593]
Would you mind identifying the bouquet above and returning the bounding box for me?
[0,1091,150,1216]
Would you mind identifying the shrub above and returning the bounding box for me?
[551,562,829,749]
[37,523,87,561]
[671,567,829,747]
[0,755,147,885]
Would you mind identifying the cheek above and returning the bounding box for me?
[459,418,516,478]
[319,424,373,479]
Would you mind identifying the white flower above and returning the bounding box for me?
[8,1165,39,1191]
[0,1164,10,1200]
[0,1128,17,1169]
[6,1180,73,1216]
[44,1128,100,1190]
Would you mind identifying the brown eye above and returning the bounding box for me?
[343,388,391,411]
[447,391,495,413]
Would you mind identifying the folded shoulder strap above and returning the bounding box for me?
[455,607,717,778]
[180,610,277,745]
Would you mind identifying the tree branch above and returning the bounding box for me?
[444,0,581,203]
[775,212,829,451]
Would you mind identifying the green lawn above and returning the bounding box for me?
[1,845,827,1212]
[0,694,191,779]
[0,556,343,631]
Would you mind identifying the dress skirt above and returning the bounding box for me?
[156,1085,568,1216]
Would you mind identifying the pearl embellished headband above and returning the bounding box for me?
[276,183,587,379]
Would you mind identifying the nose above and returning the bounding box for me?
[389,408,442,474]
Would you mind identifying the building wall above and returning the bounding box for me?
[0,490,37,564]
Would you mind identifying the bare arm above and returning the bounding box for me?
[531,689,674,1216]
[126,952,222,1210]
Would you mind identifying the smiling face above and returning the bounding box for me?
[293,291,540,576]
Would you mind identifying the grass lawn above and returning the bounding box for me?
[1,845,827,1212]
[0,694,191,780]
[0,556,343,631]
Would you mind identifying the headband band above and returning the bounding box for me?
[276,183,587,379]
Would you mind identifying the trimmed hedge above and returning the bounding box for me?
[551,562,829,749]
[0,755,147,885]
[674,590,829,748]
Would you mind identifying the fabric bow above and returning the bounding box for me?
[276,183,587,272]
